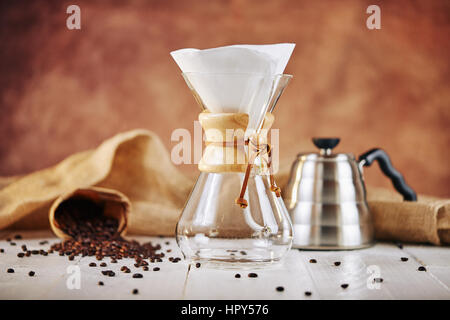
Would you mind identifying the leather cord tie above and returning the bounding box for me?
[235,136,281,209]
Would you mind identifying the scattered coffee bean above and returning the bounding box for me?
[248,273,258,278]
[6,238,11,242]
[100,262,107,267]
[276,286,284,292]
[28,271,35,277]
[195,263,201,268]
[39,240,49,245]
[26,251,31,257]
[7,268,14,273]
[418,266,427,271]
[108,271,115,277]
[10,242,16,246]
[396,242,404,249]
[334,261,341,266]
[235,274,241,278]
[133,273,143,278]
[309,259,317,263]
[305,291,312,296]
[240,251,247,255]
[21,245,27,252]
[49,197,163,265]
[132,289,139,295]
[165,241,170,245]
[0,249,4,253]
[153,267,160,271]
[98,281,104,286]
[17,253,25,258]
[68,255,75,261]
[374,277,383,283]
[341,284,349,289]
[401,257,408,262]
[166,249,172,253]
[14,234,22,240]
[31,250,39,255]
[89,262,97,267]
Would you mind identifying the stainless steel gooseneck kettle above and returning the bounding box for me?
[284,138,417,250]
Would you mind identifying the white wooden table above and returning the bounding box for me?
[0,230,449,300]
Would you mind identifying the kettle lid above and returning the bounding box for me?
[297,138,355,161]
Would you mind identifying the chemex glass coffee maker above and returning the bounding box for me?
[171,44,295,264]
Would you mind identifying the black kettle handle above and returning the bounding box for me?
[358,148,417,201]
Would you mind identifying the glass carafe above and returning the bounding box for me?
[176,73,293,264]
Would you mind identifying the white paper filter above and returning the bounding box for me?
[171,43,295,130]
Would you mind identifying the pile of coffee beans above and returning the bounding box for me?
[49,197,164,265]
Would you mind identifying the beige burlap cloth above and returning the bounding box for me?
[0,129,448,245]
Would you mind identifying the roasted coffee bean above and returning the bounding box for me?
[248,273,258,278]
[165,241,170,245]
[68,255,75,261]
[195,263,201,268]
[26,251,31,257]
[133,273,143,278]
[374,278,383,283]
[143,266,149,271]
[240,251,247,255]
[49,197,163,266]
[17,253,25,258]
[120,266,128,271]
[21,245,27,252]
[101,271,109,276]
[153,267,160,272]
[396,243,404,249]
[401,257,408,262]
[309,259,317,263]
[7,268,14,273]
[39,240,49,245]
[28,271,35,277]
[14,234,22,240]
[42,251,48,256]
[305,291,312,296]
[108,271,115,277]
[10,242,16,246]
[0,249,4,253]
[418,266,427,271]
[6,238,11,242]
[166,249,172,253]
[276,286,284,292]
[98,281,104,286]
[100,262,107,267]
[341,284,349,289]
[235,274,241,278]
[31,250,39,255]
[334,261,341,266]
[132,289,139,295]
[89,263,97,267]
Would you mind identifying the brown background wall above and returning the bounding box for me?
[0,0,449,197]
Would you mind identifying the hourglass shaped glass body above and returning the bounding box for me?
[176,73,293,264]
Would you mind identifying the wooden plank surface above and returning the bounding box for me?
[0,231,449,300]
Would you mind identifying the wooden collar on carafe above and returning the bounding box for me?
[198,111,281,209]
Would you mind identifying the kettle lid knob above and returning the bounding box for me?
[312,138,340,155]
